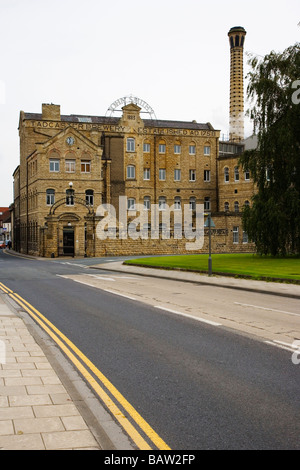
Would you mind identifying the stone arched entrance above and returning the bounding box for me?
[42,197,95,258]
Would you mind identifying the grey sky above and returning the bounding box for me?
[0,0,299,206]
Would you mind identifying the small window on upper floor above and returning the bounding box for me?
[46,189,55,206]
[189,145,196,155]
[81,160,91,173]
[85,189,94,206]
[204,146,211,156]
[174,144,181,154]
[49,159,60,172]
[224,167,229,182]
[143,142,150,153]
[234,166,239,182]
[127,165,136,179]
[159,143,166,154]
[127,138,135,152]
[65,159,75,173]
[174,169,181,181]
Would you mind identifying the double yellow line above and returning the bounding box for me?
[0,281,170,451]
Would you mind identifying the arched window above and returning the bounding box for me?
[234,201,239,212]
[224,202,229,212]
[174,196,181,210]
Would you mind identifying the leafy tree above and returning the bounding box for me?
[240,43,300,255]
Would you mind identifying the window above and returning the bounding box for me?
[85,189,94,206]
[234,201,239,212]
[204,170,211,182]
[46,189,55,206]
[189,197,196,211]
[81,160,91,173]
[174,144,181,154]
[204,146,211,155]
[189,145,196,155]
[127,165,135,179]
[127,138,135,152]
[49,159,60,172]
[224,167,229,182]
[127,198,136,210]
[159,144,166,154]
[159,168,166,180]
[189,169,196,181]
[174,196,181,210]
[65,159,75,173]
[143,143,150,153]
[233,226,239,244]
[143,168,150,180]
[159,196,166,210]
[66,189,74,206]
[224,202,229,212]
[244,200,250,207]
[244,169,250,181]
[174,169,181,181]
[234,166,239,182]
[243,231,249,244]
[144,196,151,210]
[204,197,211,211]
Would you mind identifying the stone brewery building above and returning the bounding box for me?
[12,26,255,258]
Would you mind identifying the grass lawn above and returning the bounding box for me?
[124,254,300,282]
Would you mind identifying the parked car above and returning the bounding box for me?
[0,241,6,249]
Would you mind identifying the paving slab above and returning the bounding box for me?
[0,294,134,450]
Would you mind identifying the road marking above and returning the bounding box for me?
[154,306,222,326]
[87,275,116,281]
[0,282,12,294]
[0,282,170,450]
[101,289,137,300]
[56,275,137,300]
[234,302,300,318]
[264,340,298,353]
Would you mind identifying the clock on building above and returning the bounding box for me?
[66,136,75,145]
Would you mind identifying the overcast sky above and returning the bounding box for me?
[0,0,299,207]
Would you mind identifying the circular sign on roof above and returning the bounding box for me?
[106,95,157,120]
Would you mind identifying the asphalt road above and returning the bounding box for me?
[0,249,299,450]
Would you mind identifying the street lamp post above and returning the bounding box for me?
[204,212,215,276]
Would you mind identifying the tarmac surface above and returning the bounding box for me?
[1,252,300,450]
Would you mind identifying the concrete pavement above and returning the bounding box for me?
[90,260,300,299]
[0,292,135,450]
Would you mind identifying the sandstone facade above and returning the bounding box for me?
[12,102,255,257]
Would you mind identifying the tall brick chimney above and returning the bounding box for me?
[228,26,247,142]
